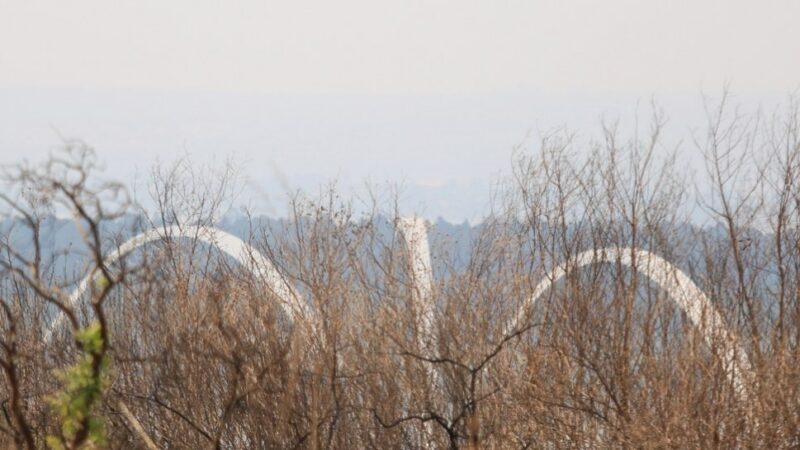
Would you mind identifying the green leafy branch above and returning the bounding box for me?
[47,322,110,450]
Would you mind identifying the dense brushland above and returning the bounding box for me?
[1,98,800,448]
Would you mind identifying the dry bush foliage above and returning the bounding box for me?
[0,97,799,448]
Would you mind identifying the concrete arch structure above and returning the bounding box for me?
[46,225,306,342]
[395,217,440,448]
[506,248,752,397]
[48,221,752,401]
[396,217,435,351]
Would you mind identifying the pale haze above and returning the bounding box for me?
[1,0,798,220]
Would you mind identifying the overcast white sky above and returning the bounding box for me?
[2,0,799,94]
[1,0,799,220]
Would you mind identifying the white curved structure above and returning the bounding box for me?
[396,217,436,352]
[505,248,752,398]
[48,221,752,401]
[45,225,306,342]
[396,218,440,448]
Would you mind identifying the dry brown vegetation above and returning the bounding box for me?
[1,96,800,448]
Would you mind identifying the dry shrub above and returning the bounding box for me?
[0,96,799,448]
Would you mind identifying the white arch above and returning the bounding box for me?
[47,221,752,401]
[396,217,435,351]
[505,248,752,398]
[45,225,306,342]
[396,217,439,449]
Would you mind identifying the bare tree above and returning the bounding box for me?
[0,95,797,448]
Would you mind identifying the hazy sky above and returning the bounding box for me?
[2,0,798,94]
[1,1,798,220]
